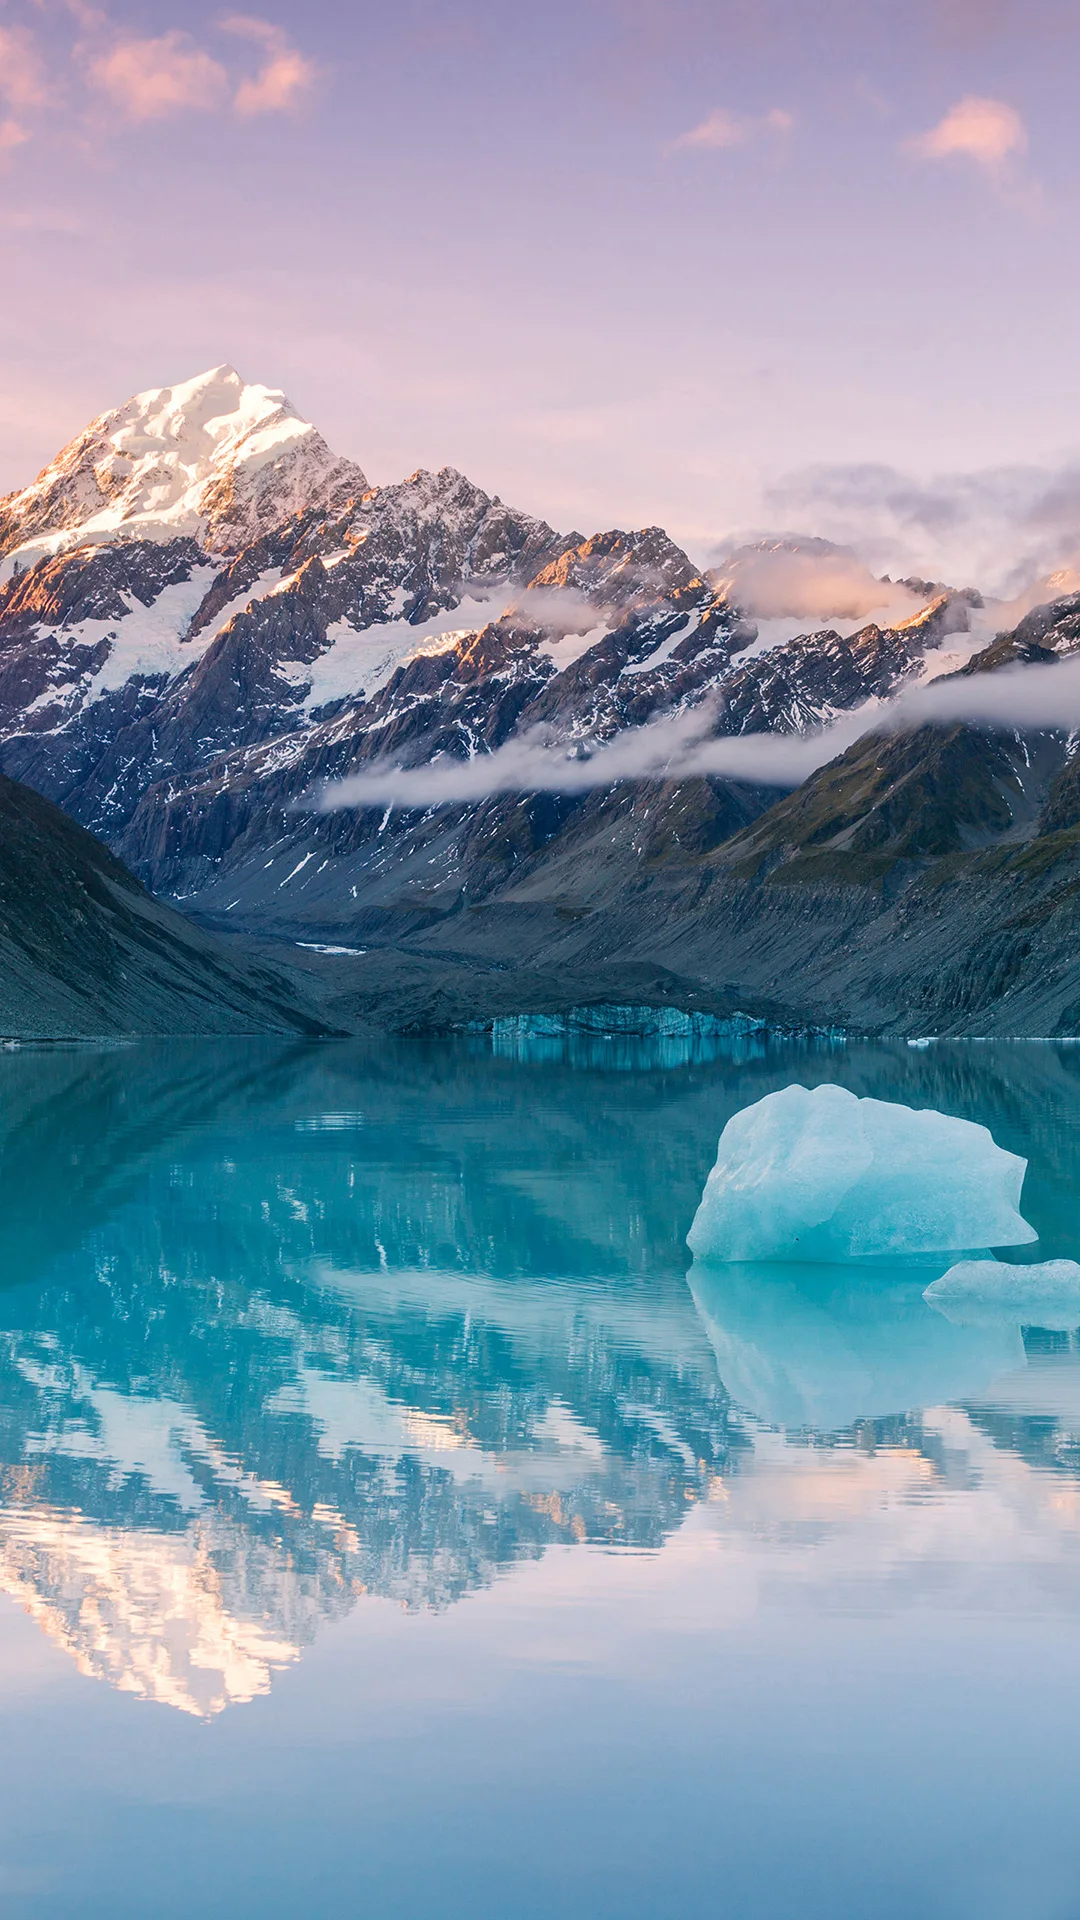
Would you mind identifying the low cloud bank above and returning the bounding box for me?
[710,538,927,623]
[762,461,1080,604]
[316,650,1080,813]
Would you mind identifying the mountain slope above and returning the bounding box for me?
[0,773,325,1037]
[312,700,1080,1039]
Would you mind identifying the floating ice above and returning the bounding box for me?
[924,1259,1080,1330]
[686,1083,1036,1263]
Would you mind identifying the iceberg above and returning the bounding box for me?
[924,1259,1080,1330]
[686,1083,1036,1263]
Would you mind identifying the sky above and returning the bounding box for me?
[2,0,1080,586]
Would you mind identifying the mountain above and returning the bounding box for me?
[0,368,982,937]
[4,363,1080,1036]
[0,770,324,1037]
[263,595,1080,1039]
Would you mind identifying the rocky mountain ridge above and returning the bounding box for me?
[4,365,1080,1035]
[0,366,984,938]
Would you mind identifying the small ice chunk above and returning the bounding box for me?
[924,1259,1080,1329]
[686,1083,1036,1263]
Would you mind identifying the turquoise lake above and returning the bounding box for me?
[3,1033,1080,1917]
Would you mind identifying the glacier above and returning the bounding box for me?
[924,1259,1080,1329]
[483,1005,774,1071]
[686,1083,1036,1263]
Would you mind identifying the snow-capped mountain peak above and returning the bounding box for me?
[0,364,368,577]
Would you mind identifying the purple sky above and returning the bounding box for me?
[2,0,1080,580]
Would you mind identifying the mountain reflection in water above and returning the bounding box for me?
[3,1036,1080,1718]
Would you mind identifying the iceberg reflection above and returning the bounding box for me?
[687,1258,1024,1430]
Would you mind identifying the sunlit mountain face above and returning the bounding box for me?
[3,1037,1080,1724]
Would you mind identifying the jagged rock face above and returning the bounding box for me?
[964,590,1080,675]
[0,364,996,936]
[529,524,703,604]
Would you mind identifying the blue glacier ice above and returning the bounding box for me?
[686,1082,1036,1263]
[924,1258,1080,1329]
[483,1004,774,1070]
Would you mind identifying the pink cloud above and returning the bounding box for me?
[0,25,49,112]
[909,96,1027,171]
[89,32,229,123]
[670,105,794,154]
[221,16,317,116]
[674,107,746,151]
[0,119,29,155]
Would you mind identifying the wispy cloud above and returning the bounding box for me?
[222,16,317,117]
[905,94,1038,208]
[21,12,320,136]
[315,649,1080,812]
[710,540,923,623]
[0,20,49,152]
[88,32,230,121]
[668,106,793,154]
[319,702,727,810]
[0,24,49,111]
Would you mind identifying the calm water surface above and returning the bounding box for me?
[2,1033,1080,1917]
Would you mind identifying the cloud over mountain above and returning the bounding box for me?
[764,460,1080,601]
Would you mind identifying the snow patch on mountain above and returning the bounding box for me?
[90,570,223,693]
[621,610,704,677]
[12,561,297,724]
[913,632,990,684]
[294,593,513,711]
[539,623,614,669]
